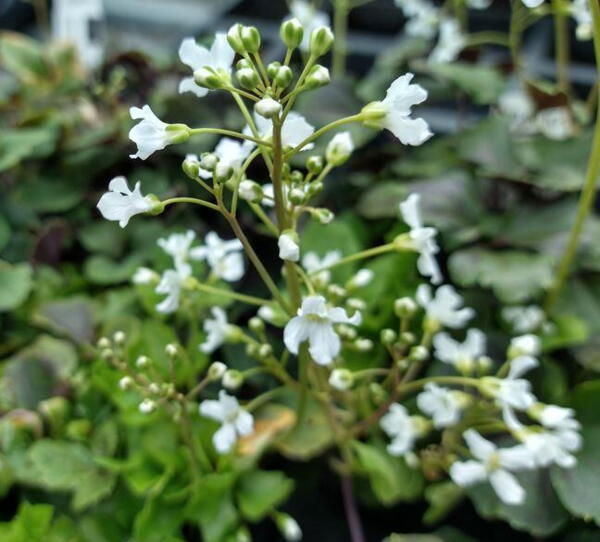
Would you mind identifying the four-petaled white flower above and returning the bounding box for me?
[429,18,465,64]
[450,429,535,505]
[380,403,423,457]
[191,232,245,282]
[245,111,315,151]
[158,230,197,275]
[284,296,361,365]
[199,390,254,454]
[417,383,464,428]
[482,355,539,411]
[416,284,474,328]
[502,305,545,333]
[198,137,252,179]
[155,266,191,314]
[288,0,330,51]
[302,250,341,285]
[178,33,235,98]
[433,328,486,373]
[201,307,231,353]
[368,73,432,146]
[395,0,439,39]
[399,193,441,284]
[129,105,185,160]
[97,176,154,228]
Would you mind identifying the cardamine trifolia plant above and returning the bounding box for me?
[95,17,582,541]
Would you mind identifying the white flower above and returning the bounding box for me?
[97,176,153,228]
[278,233,300,262]
[467,0,492,8]
[200,307,231,353]
[498,86,536,133]
[509,334,541,358]
[416,284,474,328]
[198,138,252,180]
[129,105,184,160]
[482,355,539,411]
[397,0,439,39]
[349,269,374,288]
[329,368,354,390]
[190,232,245,282]
[433,328,486,373]
[536,404,580,431]
[158,230,196,275]
[522,0,544,7]
[245,112,315,151]
[280,515,302,541]
[302,250,341,284]
[132,267,159,285]
[288,0,330,51]
[178,33,235,98]
[326,131,354,166]
[399,193,442,284]
[367,73,432,146]
[155,266,191,314]
[284,296,361,366]
[380,403,422,457]
[429,18,465,64]
[199,390,254,454]
[139,398,156,414]
[417,383,464,428]
[535,107,574,141]
[502,305,545,333]
[450,429,535,505]
[572,0,592,40]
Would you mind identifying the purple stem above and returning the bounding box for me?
[341,474,366,542]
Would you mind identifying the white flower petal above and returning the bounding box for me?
[489,469,526,505]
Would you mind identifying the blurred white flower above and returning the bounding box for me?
[155,266,191,314]
[396,0,439,39]
[509,334,541,358]
[178,33,235,97]
[284,295,361,365]
[417,383,464,428]
[132,266,159,285]
[158,230,196,275]
[572,0,592,40]
[198,137,252,179]
[302,250,341,285]
[502,305,545,333]
[416,284,474,328]
[191,232,245,282]
[535,107,574,141]
[482,355,539,411]
[429,19,465,64]
[467,0,492,8]
[97,176,153,228]
[200,307,231,353]
[380,403,423,457]
[433,328,486,373]
[498,86,536,133]
[450,429,535,505]
[199,390,254,453]
[245,111,315,150]
[329,368,354,390]
[522,0,544,7]
[399,193,441,284]
[288,0,330,51]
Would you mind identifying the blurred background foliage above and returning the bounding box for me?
[1,0,600,540]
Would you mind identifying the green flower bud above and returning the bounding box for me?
[96,337,111,349]
[313,207,333,226]
[409,345,429,362]
[165,343,178,357]
[165,123,191,144]
[288,187,306,205]
[214,161,234,183]
[369,382,386,405]
[267,61,282,79]
[309,26,334,57]
[66,419,92,441]
[238,180,264,203]
[307,181,323,196]
[118,376,134,390]
[399,331,416,345]
[258,344,273,358]
[236,58,253,70]
[329,368,354,391]
[194,67,225,90]
[280,17,304,50]
[249,317,265,332]
[274,65,293,88]
[381,328,397,345]
[223,369,244,390]
[200,152,218,171]
[236,67,261,90]
[304,64,330,89]
[394,297,417,318]
[136,355,151,368]
[255,97,282,119]
[227,24,246,55]
[326,131,354,166]
[182,155,201,179]
[241,26,261,54]
[306,155,324,174]
[208,361,227,381]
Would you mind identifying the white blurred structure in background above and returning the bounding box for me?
[51,0,105,69]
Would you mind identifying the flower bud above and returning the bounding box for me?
[508,334,541,359]
[214,161,234,184]
[394,297,417,318]
[241,26,261,53]
[208,361,227,380]
[113,330,126,345]
[347,298,366,311]
[304,65,330,89]
[409,345,429,362]
[311,208,334,224]
[182,154,201,179]
[369,382,386,405]
[328,284,347,298]
[236,58,253,70]
[166,123,192,144]
[307,181,324,197]
[309,26,334,57]
[227,24,246,54]
[136,355,150,368]
[399,331,416,345]
[258,344,273,358]
[148,383,161,395]
[329,368,354,391]
[165,343,178,357]
[194,67,225,90]
[236,67,261,90]
[249,317,265,332]
[100,348,114,360]
[139,398,156,414]
[38,396,70,433]
[119,376,134,390]
[381,328,397,345]
[238,180,264,203]
[278,231,300,262]
[255,97,282,119]
[97,337,111,349]
[200,152,218,172]
[274,65,293,88]
[306,155,324,174]
[476,355,493,375]
[280,17,304,50]
[361,101,387,127]
[223,369,244,390]
[326,131,354,166]
[288,187,306,205]
[347,268,373,289]
[337,324,357,340]
[355,338,373,352]
[267,61,282,79]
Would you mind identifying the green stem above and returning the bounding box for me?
[246,386,286,412]
[161,197,220,212]
[284,114,363,159]
[307,243,395,275]
[332,0,349,78]
[249,203,279,236]
[509,0,526,73]
[193,281,271,306]
[466,31,511,48]
[189,127,269,147]
[552,0,571,95]
[545,0,600,311]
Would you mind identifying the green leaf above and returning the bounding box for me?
[236,470,294,521]
[16,177,84,213]
[0,262,33,311]
[448,248,553,303]
[79,221,127,257]
[353,441,424,505]
[423,481,464,525]
[0,32,49,83]
[32,297,95,344]
[0,502,54,542]
[542,314,588,351]
[427,62,505,105]
[356,182,408,219]
[468,468,568,536]
[84,254,147,285]
[0,127,59,172]
[0,215,10,252]
[28,440,116,511]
